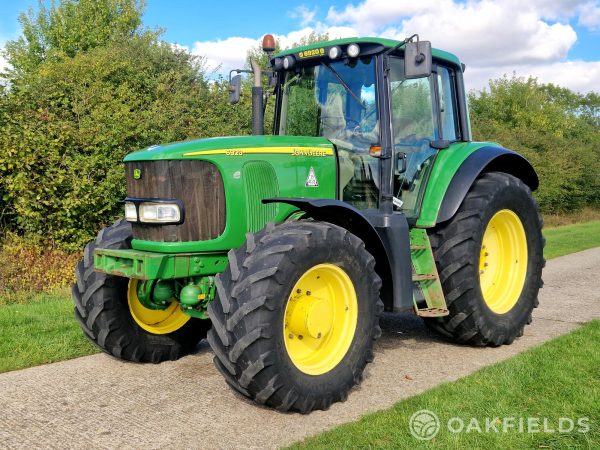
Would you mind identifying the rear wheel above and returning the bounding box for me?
[72,219,209,363]
[207,221,383,413]
[424,172,544,346]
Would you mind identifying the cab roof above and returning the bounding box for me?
[275,37,461,68]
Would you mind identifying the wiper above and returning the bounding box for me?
[320,61,365,110]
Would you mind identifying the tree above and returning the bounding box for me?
[0,0,252,249]
[469,75,600,213]
[3,0,150,79]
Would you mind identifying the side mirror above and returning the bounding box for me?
[229,74,241,104]
[268,72,277,87]
[404,41,432,79]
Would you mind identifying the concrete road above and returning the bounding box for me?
[1,248,599,450]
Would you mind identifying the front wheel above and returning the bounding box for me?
[424,172,544,346]
[72,219,210,362]
[207,221,383,413]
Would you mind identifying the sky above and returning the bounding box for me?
[1,0,600,92]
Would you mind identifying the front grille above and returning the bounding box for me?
[125,160,226,242]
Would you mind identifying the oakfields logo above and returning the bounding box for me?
[409,410,440,440]
[409,410,590,441]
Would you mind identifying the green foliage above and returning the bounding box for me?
[3,0,149,77]
[1,37,213,249]
[282,70,320,136]
[0,232,80,293]
[469,75,600,213]
[0,1,255,250]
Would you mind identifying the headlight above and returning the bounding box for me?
[328,46,342,60]
[283,55,295,70]
[124,202,137,221]
[139,202,181,223]
[347,43,360,58]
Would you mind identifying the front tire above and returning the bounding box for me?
[72,219,210,363]
[207,221,383,413]
[424,172,544,346]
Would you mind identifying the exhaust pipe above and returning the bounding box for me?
[250,59,264,136]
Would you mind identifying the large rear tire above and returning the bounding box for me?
[424,172,544,346]
[207,221,383,413]
[72,219,210,363]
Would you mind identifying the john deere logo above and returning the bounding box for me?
[133,168,142,180]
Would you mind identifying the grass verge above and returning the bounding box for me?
[543,207,600,228]
[289,321,599,449]
[544,220,600,259]
[0,290,98,373]
[0,220,599,374]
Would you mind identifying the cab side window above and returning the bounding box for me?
[437,66,459,141]
[389,58,436,144]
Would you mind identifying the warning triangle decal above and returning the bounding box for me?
[305,167,319,187]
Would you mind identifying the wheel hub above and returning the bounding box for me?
[287,295,333,339]
[283,264,358,375]
[128,279,191,334]
[479,209,528,314]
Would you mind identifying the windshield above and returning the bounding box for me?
[278,57,380,208]
[279,57,377,145]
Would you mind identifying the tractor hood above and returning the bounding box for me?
[124,135,334,162]
[123,134,338,254]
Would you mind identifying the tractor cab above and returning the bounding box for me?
[270,37,467,218]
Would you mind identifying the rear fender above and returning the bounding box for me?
[436,147,538,224]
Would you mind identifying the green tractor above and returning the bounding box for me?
[73,35,544,413]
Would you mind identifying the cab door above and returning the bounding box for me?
[388,57,461,220]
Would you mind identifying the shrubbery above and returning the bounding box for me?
[0,0,253,251]
[469,76,600,213]
[0,232,79,293]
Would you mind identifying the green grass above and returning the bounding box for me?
[543,220,600,259]
[0,219,598,375]
[0,290,98,373]
[289,321,600,449]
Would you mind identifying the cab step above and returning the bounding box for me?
[409,228,449,317]
[415,307,449,317]
[412,273,437,281]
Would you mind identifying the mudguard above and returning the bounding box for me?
[263,198,414,312]
[436,146,538,224]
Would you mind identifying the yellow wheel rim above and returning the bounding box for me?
[283,264,358,376]
[127,280,190,335]
[479,209,528,314]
